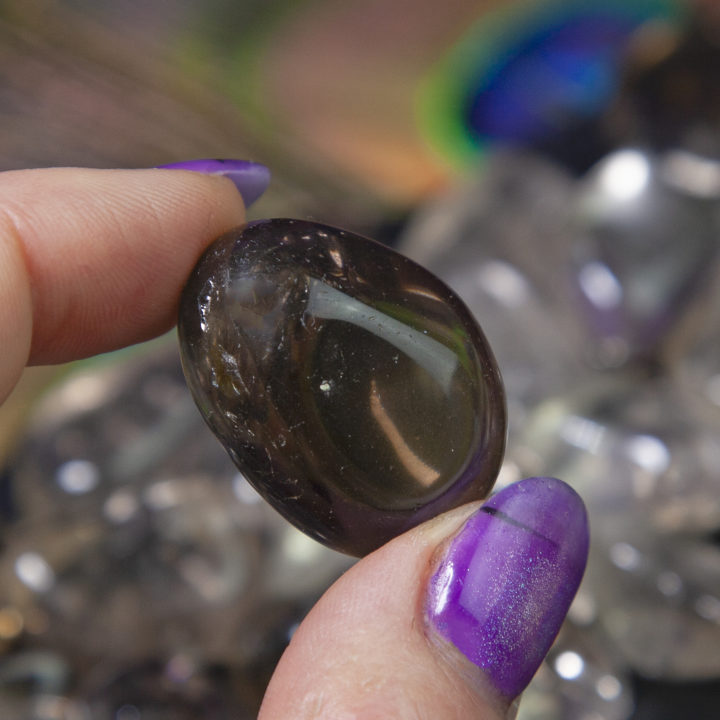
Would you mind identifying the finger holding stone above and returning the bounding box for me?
[0,162,269,402]
[259,477,589,719]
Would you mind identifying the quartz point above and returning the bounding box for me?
[178,219,506,556]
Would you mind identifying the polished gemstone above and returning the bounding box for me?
[178,219,506,556]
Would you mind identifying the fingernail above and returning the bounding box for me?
[157,159,271,208]
[425,476,589,700]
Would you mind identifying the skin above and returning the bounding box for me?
[0,166,520,719]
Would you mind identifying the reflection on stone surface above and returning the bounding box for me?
[178,219,506,556]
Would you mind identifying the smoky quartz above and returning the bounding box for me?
[178,219,506,556]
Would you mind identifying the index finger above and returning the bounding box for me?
[0,165,259,402]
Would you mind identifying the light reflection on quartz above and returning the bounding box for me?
[37,372,118,426]
[595,674,623,702]
[609,542,642,572]
[305,278,459,393]
[554,650,585,680]
[15,552,55,593]
[656,571,683,598]
[142,479,181,510]
[595,149,651,203]
[103,490,139,524]
[624,434,670,475]
[661,150,720,198]
[55,459,99,495]
[280,527,326,565]
[369,378,441,487]
[558,415,606,454]
[578,261,623,311]
[475,260,531,308]
[568,590,598,626]
[694,594,720,622]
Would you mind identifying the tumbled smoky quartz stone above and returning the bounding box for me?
[178,219,506,556]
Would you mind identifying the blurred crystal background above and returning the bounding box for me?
[1,0,720,717]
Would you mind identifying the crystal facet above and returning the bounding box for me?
[178,219,506,556]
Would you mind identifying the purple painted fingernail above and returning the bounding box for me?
[426,477,589,700]
[157,159,271,208]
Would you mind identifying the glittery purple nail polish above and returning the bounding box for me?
[157,159,271,208]
[425,476,589,699]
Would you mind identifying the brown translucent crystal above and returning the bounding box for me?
[178,219,506,556]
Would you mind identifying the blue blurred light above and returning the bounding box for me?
[466,10,650,144]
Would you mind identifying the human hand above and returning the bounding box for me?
[0,163,589,719]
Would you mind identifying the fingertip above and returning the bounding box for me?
[0,166,250,369]
[260,479,587,719]
[157,158,271,208]
[425,477,589,700]
[259,503,509,720]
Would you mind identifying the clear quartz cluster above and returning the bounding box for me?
[399,150,720,716]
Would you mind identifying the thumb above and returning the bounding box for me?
[259,477,589,720]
